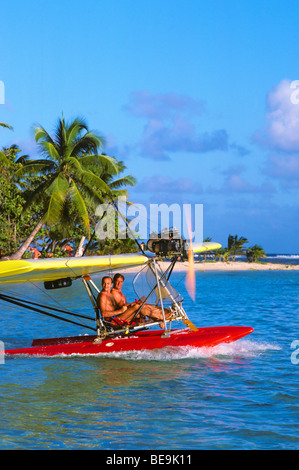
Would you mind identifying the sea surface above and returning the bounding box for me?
[1,259,299,450]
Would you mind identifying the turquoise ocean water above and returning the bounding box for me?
[1,260,299,450]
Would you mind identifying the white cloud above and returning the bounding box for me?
[254,79,299,152]
[123,90,205,121]
[124,90,248,160]
[254,79,299,186]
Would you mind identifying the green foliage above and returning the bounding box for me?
[1,116,137,259]
[16,115,114,238]
[246,245,266,263]
[207,234,266,263]
[0,146,45,257]
[227,234,249,261]
[0,122,13,131]
[87,237,138,256]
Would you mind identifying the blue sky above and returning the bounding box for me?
[1,0,299,252]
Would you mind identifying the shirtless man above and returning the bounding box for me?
[111,273,173,326]
[96,276,138,325]
[111,274,139,310]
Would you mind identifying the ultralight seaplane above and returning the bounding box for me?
[0,233,253,357]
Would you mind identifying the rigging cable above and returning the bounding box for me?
[0,292,97,332]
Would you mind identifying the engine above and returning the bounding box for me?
[146,229,188,259]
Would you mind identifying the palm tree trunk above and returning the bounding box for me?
[3,218,45,260]
[75,236,86,257]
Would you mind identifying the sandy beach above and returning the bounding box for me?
[122,260,299,273]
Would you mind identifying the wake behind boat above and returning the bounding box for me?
[0,238,254,357]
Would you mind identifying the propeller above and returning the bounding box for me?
[185,216,196,301]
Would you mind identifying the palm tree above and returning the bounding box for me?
[75,158,136,256]
[218,248,231,262]
[7,115,135,260]
[246,245,266,263]
[227,234,248,261]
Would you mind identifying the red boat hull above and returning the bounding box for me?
[3,326,254,357]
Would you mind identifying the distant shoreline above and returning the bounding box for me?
[121,260,299,273]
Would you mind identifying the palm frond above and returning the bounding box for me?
[70,132,105,158]
[44,173,70,225]
[66,122,82,148]
[15,160,56,178]
[21,174,58,214]
[74,180,108,208]
[63,156,84,177]
[33,125,51,143]
[15,154,31,164]
[0,122,13,131]
[33,124,61,160]
[65,156,112,195]
[38,141,61,162]
[110,188,129,198]
[66,116,88,134]
[79,154,119,175]
[69,180,90,236]
[65,117,88,144]
[108,175,136,189]
[78,170,112,195]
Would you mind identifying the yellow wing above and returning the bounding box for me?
[192,242,221,254]
[0,254,148,284]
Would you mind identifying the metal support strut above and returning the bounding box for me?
[82,275,105,341]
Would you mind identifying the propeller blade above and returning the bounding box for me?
[185,218,196,301]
